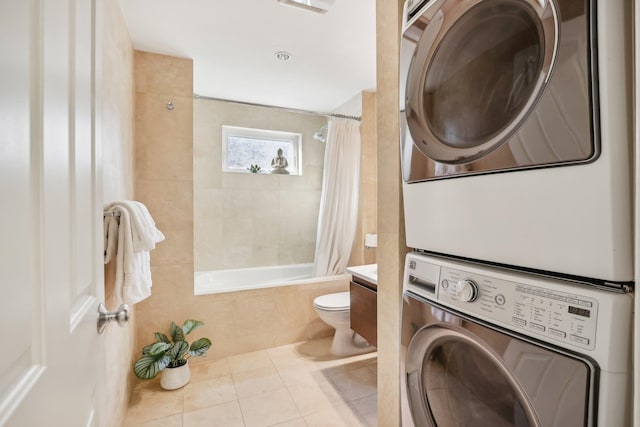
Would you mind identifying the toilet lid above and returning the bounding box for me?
[313,291,350,311]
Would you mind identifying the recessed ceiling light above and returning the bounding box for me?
[277,0,335,14]
[275,51,292,61]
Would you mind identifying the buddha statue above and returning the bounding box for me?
[270,148,290,174]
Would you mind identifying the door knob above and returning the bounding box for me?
[97,303,130,334]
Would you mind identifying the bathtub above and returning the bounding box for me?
[195,263,348,295]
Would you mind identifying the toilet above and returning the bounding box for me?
[313,291,374,357]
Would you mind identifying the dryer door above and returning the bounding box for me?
[406,323,542,427]
[404,0,558,165]
[405,319,594,427]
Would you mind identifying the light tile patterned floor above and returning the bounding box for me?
[123,337,377,427]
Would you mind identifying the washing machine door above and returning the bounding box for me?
[405,323,541,427]
[403,0,560,167]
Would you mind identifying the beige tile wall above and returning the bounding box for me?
[193,98,327,272]
[133,50,197,361]
[184,277,351,359]
[376,1,408,427]
[348,91,378,267]
[99,1,135,426]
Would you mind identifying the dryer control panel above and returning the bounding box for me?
[404,253,599,351]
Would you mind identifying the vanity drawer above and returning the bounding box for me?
[350,281,377,347]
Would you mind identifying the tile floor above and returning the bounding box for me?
[122,337,377,427]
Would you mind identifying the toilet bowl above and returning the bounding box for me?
[313,291,374,357]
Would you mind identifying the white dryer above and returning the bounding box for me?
[400,253,633,426]
[399,0,633,284]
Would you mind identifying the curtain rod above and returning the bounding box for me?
[193,93,362,122]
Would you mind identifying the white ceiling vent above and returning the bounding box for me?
[277,0,336,14]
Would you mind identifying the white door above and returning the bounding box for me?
[1,1,105,426]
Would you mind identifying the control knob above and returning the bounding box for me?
[456,279,479,302]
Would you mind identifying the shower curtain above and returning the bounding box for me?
[313,117,361,277]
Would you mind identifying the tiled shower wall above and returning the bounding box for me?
[193,98,327,272]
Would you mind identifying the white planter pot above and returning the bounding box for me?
[160,361,191,390]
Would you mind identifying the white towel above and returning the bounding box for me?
[103,201,165,304]
[104,210,122,265]
[104,200,165,252]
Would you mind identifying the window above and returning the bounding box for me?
[222,126,302,175]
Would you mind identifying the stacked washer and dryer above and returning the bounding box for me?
[398,0,634,425]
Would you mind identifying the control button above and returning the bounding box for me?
[455,280,479,303]
[570,335,590,346]
[441,279,449,290]
[567,297,579,304]
[578,300,592,308]
[494,294,506,306]
[512,317,527,327]
[549,328,566,338]
[529,322,545,332]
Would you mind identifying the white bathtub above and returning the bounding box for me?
[195,263,348,295]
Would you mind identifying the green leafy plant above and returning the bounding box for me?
[247,164,262,173]
[133,319,212,380]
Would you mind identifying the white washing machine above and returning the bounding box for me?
[400,252,633,426]
[399,0,633,284]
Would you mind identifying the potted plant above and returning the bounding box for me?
[247,164,262,173]
[133,319,212,390]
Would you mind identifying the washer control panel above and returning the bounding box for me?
[405,254,599,350]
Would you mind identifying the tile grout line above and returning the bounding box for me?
[225,353,248,427]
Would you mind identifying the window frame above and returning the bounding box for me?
[221,125,303,175]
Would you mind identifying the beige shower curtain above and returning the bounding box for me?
[313,117,361,276]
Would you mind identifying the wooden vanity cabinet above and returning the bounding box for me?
[350,277,377,347]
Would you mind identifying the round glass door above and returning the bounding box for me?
[405,0,559,164]
[405,324,541,427]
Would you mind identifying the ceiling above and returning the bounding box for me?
[117,0,377,112]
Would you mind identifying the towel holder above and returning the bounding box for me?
[104,211,121,218]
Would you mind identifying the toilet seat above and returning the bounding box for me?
[313,291,350,311]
